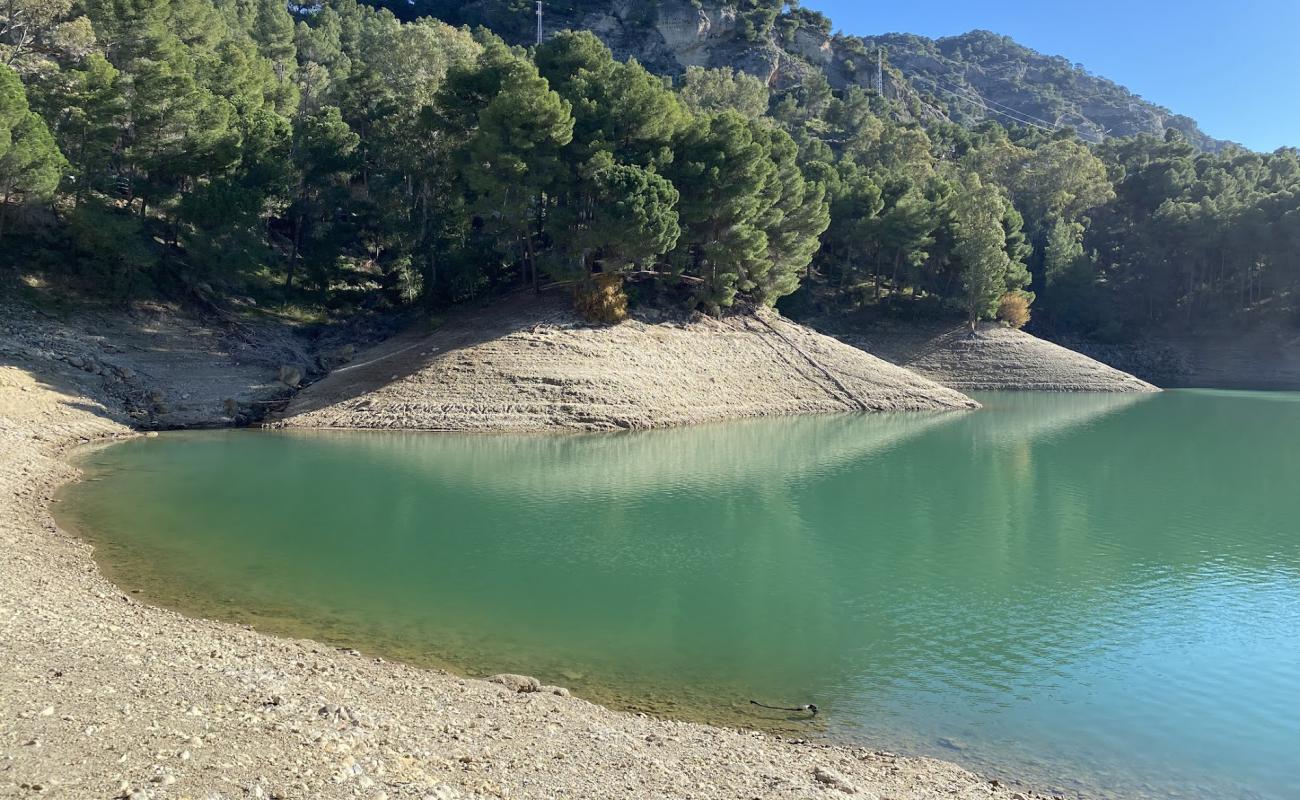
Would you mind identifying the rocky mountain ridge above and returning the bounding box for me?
[403,1,1230,150]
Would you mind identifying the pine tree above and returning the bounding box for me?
[666,111,774,310]
[0,63,65,237]
[459,44,573,291]
[753,124,830,303]
[951,173,1022,330]
[33,52,125,206]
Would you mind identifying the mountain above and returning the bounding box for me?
[858,30,1230,152]
[393,1,1232,151]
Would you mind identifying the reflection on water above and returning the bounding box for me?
[59,391,1300,800]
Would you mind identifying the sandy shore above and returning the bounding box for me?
[2,298,1069,799]
[277,296,978,432]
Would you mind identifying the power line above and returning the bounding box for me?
[933,76,1059,129]
[535,1,543,46]
[926,76,1057,131]
[911,74,1103,144]
[929,75,1105,144]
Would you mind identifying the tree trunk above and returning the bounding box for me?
[286,212,304,290]
[522,226,538,292]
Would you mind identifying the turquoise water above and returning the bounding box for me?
[58,392,1300,800]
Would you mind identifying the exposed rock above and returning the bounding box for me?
[813,765,859,794]
[488,674,542,693]
[277,364,303,388]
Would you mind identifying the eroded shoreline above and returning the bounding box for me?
[0,294,1152,799]
[0,373,1070,800]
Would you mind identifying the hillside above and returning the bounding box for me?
[278,295,979,432]
[836,321,1161,393]
[393,1,1230,151]
[860,30,1229,151]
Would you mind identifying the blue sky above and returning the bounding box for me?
[802,0,1300,151]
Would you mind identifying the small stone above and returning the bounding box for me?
[39,706,54,716]
[145,432,159,439]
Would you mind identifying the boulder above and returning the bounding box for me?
[278,365,303,388]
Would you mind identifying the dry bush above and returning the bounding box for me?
[997,292,1032,329]
[574,273,629,324]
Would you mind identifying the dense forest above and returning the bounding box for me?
[1,0,1297,339]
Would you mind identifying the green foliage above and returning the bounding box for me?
[568,156,680,274]
[951,173,1020,328]
[64,200,157,295]
[679,66,769,120]
[0,0,1294,339]
[0,64,65,236]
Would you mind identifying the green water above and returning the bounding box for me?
[58,391,1300,800]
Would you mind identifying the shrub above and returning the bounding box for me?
[574,273,628,324]
[997,291,1032,329]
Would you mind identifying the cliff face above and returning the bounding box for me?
[440,1,783,82]
[431,2,1228,151]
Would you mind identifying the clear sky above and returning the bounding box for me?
[802,0,1300,151]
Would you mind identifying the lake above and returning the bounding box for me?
[57,391,1300,800]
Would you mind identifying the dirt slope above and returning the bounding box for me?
[839,322,1159,393]
[278,296,978,432]
[0,298,316,428]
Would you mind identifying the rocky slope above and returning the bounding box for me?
[1057,322,1300,390]
[831,320,1160,393]
[0,299,305,429]
[858,31,1228,151]
[277,294,979,432]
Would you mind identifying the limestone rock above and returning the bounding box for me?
[813,765,858,794]
[488,674,542,693]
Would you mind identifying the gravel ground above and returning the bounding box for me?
[3,298,1068,800]
[277,296,978,432]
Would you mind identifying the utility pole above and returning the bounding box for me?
[536,1,544,46]
[876,47,885,95]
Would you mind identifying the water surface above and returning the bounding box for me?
[59,392,1300,800]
